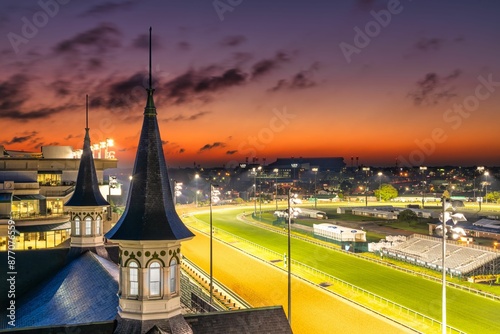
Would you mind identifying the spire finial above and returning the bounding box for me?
[149,26,152,90]
[85,94,89,130]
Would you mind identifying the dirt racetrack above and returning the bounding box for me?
[183,230,415,334]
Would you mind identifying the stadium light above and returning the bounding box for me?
[195,174,199,207]
[287,188,301,325]
[274,168,279,210]
[312,167,319,209]
[377,172,383,202]
[439,192,467,334]
[209,183,219,305]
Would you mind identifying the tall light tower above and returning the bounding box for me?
[312,167,318,209]
[439,192,466,334]
[287,188,300,325]
[194,173,199,206]
[274,168,279,210]
[209,183,219,305]
[252,166,261,216]
[377,171,383,202]
[484,171,490,203]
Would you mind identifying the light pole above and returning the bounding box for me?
[274,168,279,211]
[440,192,466,334]
[209,183,219,305]
[312,167,318,209]
[287,188,297,325]
[194,173,199,206]
[484,171,489,203]
[441,195,448,334]
[252,166,261,217]
[377,172,382,202]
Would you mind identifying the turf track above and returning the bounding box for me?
[182,228,415,334]
[188,207,500,334]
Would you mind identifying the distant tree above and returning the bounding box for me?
[398,209,418,223]
[374,184,398,201]
[233,197,245,204]
[339,180,353,194]
[485,191,500,203]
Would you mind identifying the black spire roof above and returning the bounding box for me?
[105,28,194,241]
[65,96,109,207]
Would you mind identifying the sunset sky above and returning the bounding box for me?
[1,0,500,168]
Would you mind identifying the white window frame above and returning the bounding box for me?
[129,262,139,296]
[74,217,80,235]
[85,217,92,235]
[169,258,177,294]
[96,216,101,235]
[149,262,161,297]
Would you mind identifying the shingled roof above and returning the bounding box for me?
[14,251,119,328]
[65,103,109,207]
[105,53,193,242]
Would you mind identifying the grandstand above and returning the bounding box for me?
[381,234,500,277]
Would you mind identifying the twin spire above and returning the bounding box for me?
[105,27,194,241]
[65,95,108,207]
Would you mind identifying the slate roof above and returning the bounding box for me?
[105,88,194,241]
[65,127,109,207]
[185,306,292,334]
[13,251,119,329]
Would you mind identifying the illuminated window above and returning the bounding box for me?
[149,262,161,296]
[129,262,139,296]
[85,217,92,235]
[74,217,80,235]
[169,258,177,294]
[96,216,101,235]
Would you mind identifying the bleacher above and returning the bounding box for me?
[383,234,500,276]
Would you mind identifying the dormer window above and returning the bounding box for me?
[169,258,177,294]
[96,216,101,235]
[149,262,161,296]
[129,262,139,296]
[85,216,92,235]
[74,217,80,235]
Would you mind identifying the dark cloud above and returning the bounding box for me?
[178,41,190,51]
[52,80,71,97]
[415,37,444,52]
[87,58,103,70]
[0,105,78,121]
[226,150,237,155]
[195,68,246,92]
[269,62,319,92]
[408,69,461,106]
[64,134,82,141]
[0,74,29,114]
[90,49,292,108]
[161,140,168,145]
[163,67,246,105]
[179,148,185,154]
[251,51,291,78]
[90,71,149,111]
[131,33,162,50]
[80,0,138,17]
[164,111,211,122]
[198,142,226,153]
[5,131,38,145]
[220,35,247,47]
[54,23,122,54]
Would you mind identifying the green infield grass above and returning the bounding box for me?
[193,207,500,334]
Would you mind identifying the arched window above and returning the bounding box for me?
[149,262,161,296]
[129,262,139,296]
[96,216,101,235]
[74,217,80,235]
[169,258,177,294]
[85,217,92,235]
